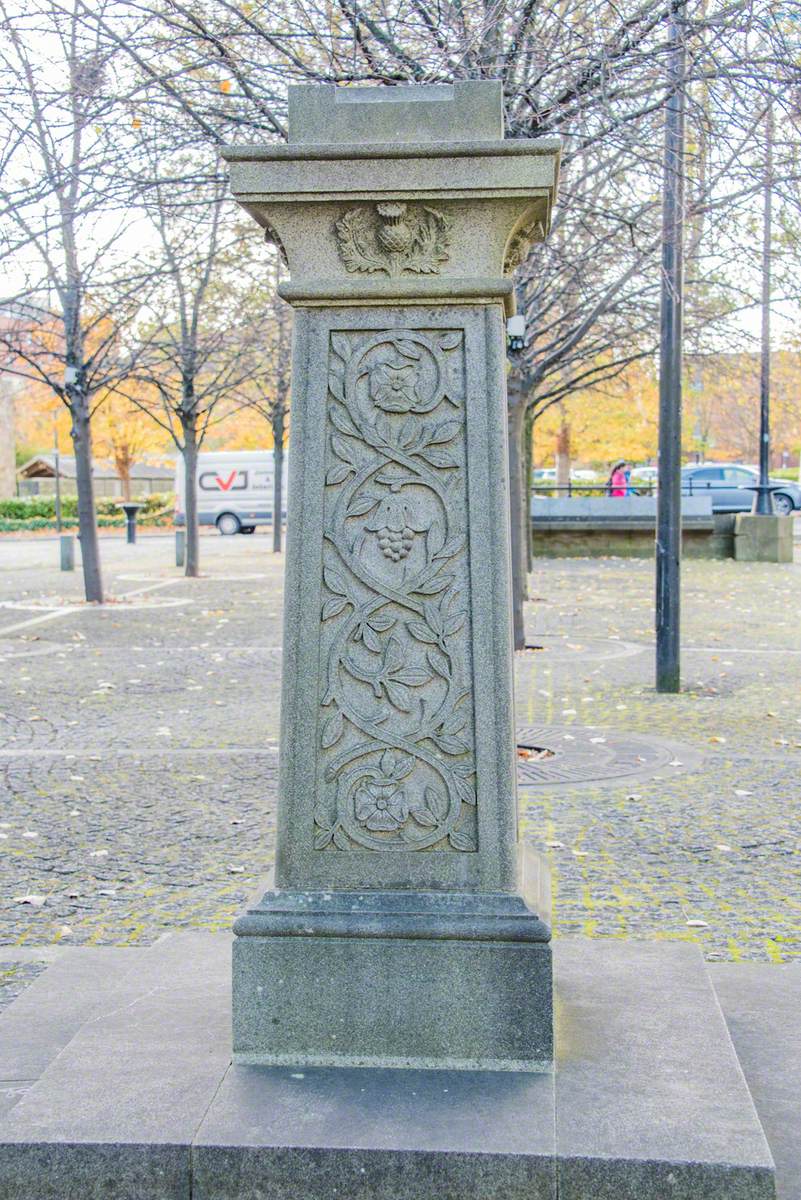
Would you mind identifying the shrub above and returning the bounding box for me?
[0,491,175,521]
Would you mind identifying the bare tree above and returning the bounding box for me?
[242,277,292,552]
[119,144,277,575]
[82,0,801,629]
[0,0,151,600]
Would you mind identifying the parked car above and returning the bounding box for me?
[680,463,801,515]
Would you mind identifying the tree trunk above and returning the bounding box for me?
[115,449,133,501]
[272,405,285,554]
[524,407,534,573]
[555,406,571,491]
[507,393,527,651]
[182,416,200,578]
[70,398,103,602]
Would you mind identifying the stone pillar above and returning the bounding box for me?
[224,82,560,1072]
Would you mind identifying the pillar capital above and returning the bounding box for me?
[224,82,560,314]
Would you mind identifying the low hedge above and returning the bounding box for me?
[0,491,175,520]
[771,468,800,482]
[0,510,173,533]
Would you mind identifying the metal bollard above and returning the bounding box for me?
[118,502,143,545]
[175,529,186,567]
[60,534,74,572]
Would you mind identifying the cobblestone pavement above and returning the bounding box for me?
[1,532,800,963]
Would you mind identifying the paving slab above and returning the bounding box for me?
[0,1087,30,1123]
[0,947,148,1084]
[194,1064,555,1200]
[554,939,775,1200]
[0,932,232,1200]
[711,963,801,1200]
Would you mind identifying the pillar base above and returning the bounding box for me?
[232,844,552,1072]
[734,513,794,562]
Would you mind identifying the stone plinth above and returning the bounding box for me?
[734,513,794,563]
[0,935,779,1200]
[223,82,560,1071]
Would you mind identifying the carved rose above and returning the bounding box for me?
[354,778,409,831]
[369,363,419,413]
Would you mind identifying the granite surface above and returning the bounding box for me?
[287,80,505,145]
[0,933,783,1200]
[0,933,231,1200]
[554,939,775,1199]
[233,931,553,1071]
[712,962,801,1200]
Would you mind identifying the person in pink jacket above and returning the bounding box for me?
[607,459,628,497]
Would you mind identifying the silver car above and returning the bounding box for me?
[681,464,801,515]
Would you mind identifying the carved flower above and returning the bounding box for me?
[370,363,419,413]
[354,778,409,831]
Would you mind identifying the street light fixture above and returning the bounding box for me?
[506,314,525,352]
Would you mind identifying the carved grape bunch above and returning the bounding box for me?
[365,493,425,562]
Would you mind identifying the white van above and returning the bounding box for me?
[174,451,288,535]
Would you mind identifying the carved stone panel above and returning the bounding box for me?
[335,203,452,276]
[312,327,477,854]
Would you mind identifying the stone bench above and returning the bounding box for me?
[531,494,713,525]
[530,496,735,558]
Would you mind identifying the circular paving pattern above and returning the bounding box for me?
[0,640,72,661]
[515,724,701,787]
[518,635,646,662]
[0,598,191,611]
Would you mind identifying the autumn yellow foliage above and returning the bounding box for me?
[535,351,801,469]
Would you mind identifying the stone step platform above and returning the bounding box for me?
[0,932,791,1200]
[0,946,152,1120]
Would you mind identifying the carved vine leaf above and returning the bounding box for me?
[449,827,477,852]
[411,785,449,828]
[322,595,349,620]
[321,708,344,748]
[334,203,452,278]
[330,404,359,437]
[317,327,477,853]
[347,492,380,518]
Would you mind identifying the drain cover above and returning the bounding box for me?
[516,724,700,787]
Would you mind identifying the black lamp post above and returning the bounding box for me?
[655,0,686,695]
[753,100,774,516]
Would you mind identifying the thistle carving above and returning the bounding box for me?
[313,327,477,854]
[335,203,452,277]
